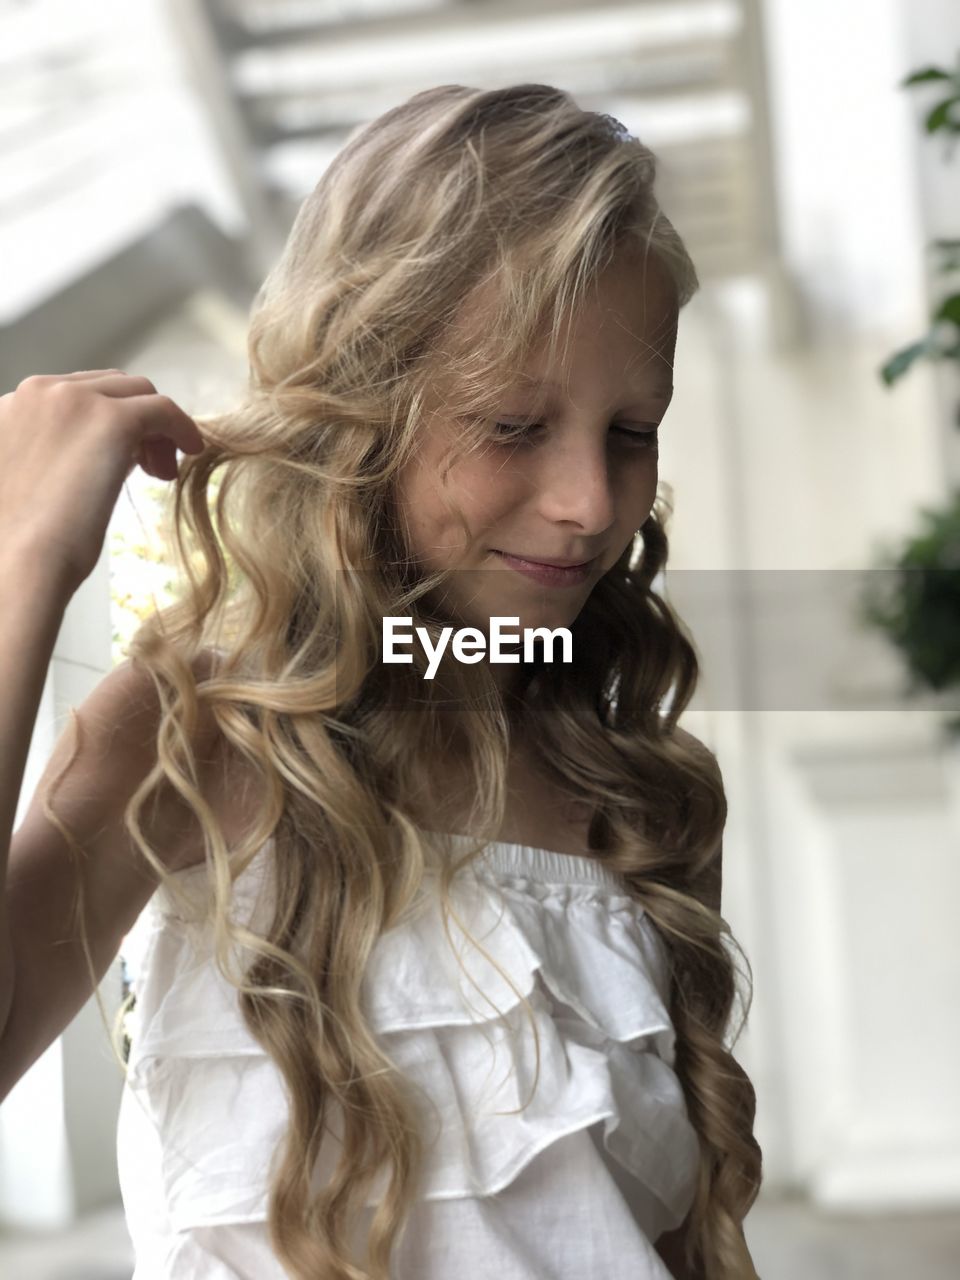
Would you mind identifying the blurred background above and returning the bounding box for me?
[2,0,960,1275]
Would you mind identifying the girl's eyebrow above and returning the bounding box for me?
[512,373,674,405]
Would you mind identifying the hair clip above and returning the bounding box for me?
[598,112,638,144]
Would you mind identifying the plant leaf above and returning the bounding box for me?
[935,293,960,325]
[902,67,953,85]
[925,96,960,134]
[879,334,938,385]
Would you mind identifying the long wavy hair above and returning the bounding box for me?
[45,83,762,1279]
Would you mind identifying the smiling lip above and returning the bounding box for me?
[496,552,593,568]
[492,550,596,587]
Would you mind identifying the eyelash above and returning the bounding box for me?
[490,421,660,448]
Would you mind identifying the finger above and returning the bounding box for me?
[145,437,180,480]
[24,369,130,383]
[76,372,160,399]
[128,437,176,482]
[114,393,207,456]
[142,438,175,480]
[18,370,160,400]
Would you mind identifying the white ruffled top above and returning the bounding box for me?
[116,833,700,1278]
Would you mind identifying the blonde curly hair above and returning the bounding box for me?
[48,83,762,1279]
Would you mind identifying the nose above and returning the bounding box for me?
[535,438,618,535]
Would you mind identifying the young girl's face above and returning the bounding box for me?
[395,244,678,640]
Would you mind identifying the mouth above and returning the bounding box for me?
[490,549,597,587]
[492,551,595,569]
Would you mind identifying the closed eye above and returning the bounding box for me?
[491,421,660,447]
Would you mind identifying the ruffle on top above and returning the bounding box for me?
[120,834,700,1245]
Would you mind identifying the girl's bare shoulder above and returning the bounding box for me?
[66,645,269,874]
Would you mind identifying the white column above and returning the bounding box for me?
[0,542,118,1228]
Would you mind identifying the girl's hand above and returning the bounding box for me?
[0,370,206,597]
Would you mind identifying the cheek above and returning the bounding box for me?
[396,446,530,559]
[623,452,658,490]
[460,451,531,511]
[610,460,658,527]
[438,451,524,530]
[392,463,442,557]
[393,459,485,563]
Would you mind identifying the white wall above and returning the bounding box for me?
[3,0,959,1235]
[0,550,120,1227]
[673,0,960,1208]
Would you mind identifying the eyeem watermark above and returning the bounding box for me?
[383,616,572,680]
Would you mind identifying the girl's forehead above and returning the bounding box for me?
[450,241,676,329]
[420,249,678,408]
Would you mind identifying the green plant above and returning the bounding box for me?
[879,58,960,393]
[861,53,960,740]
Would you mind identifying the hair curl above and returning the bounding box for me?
[47,83,762,1279]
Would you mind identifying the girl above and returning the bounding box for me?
[0,83,762,1279]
